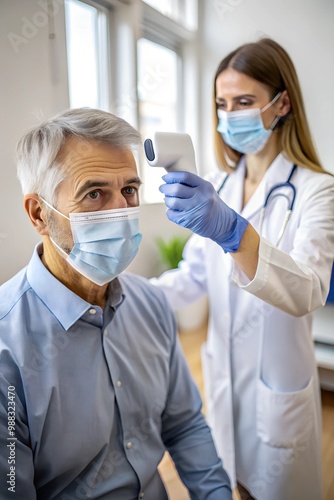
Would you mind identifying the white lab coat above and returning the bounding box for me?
[151,153,334,500]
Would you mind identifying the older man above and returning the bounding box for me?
[0,108,232,499]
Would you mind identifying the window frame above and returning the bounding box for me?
[139,2,199,203]
[65,0,111,111]
[65,0,199,203]
[137,33,183,134]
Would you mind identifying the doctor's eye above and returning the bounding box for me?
[216,99,227,110]
[238,98,255,107]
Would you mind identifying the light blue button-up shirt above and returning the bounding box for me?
[0,244,231,499]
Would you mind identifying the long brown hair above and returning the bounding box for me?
[213,38,325,173]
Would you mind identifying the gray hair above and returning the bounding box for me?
[16,108,142,205]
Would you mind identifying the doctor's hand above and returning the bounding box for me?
[159,171,249,253]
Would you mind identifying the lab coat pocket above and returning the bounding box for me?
[256,377,314,448]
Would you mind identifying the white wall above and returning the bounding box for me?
[0,0,69,283]
[197,0,334,175]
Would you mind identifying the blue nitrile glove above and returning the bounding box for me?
[159,171,249,253]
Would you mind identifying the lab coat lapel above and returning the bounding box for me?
[240,153,294,221]
[239,160,266,221]
[263,153,295,193]
[220,155,266,220]
[220,158,245,213]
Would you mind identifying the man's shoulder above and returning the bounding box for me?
[119,271,165,294]
[118,272,176,340]
[119,272,171,308]
[0,267,30,321]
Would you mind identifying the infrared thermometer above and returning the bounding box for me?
[144,132,197,174]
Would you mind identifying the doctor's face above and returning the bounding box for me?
[215,68,278,129]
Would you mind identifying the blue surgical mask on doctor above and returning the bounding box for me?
[41,198,142,286]
[217,92,282,154]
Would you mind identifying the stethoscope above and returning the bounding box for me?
[217,164,297,246]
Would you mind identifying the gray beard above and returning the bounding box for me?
[46,211,73,255]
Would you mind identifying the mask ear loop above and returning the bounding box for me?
[39,196,70,221]
[39,196,71,256]
[261,92,283,131]
[269,115,281,130]
[261,91,282,112]
[49,237,70,257]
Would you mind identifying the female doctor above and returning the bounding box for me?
[152,38,334,500]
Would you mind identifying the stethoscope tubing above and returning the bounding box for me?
[217,163,297,246]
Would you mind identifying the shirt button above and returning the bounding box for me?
[139,493,144,499]
[116,380,122,388]
[89,308,96,315]
[104,329,108,337]
[126,441,132,449]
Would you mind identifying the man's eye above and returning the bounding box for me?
[123,187,136,195]
[87,190,100,200]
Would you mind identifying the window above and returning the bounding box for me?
[143,0,197,30]
[137,38,180,202]
[138,0,198,203]
[143,0,176,18]
[65,0,109,110]
[64,0,199,203]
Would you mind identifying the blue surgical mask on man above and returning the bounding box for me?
[41,198,142,286]
[217,92,282,154]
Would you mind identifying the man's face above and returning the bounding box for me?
[44,138,141,253]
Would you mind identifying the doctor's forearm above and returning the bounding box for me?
[231,224,260,280]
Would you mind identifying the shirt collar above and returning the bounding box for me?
[106,275,125,310]
[26,244,125,331]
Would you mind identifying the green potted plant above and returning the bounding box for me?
[156,235,189,271]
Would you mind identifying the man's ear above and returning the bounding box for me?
[276,90,291,118]
[24,194,49,236]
